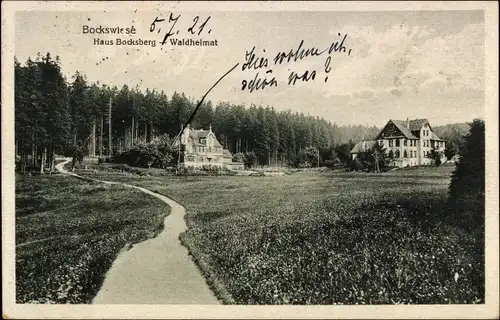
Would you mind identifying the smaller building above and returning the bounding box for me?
[173,124,235,169]
[350,140,377,160]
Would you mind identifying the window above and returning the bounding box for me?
[395,139,400,147]
[404,140,407,146]
[404,150,408,158]
[389,139,393,147]
[395,150,400,158]
[389,150,394,158]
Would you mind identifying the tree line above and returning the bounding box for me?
[14,52,469,172]
[14,53,383,172]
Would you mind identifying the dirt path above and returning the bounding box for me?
[55,159,219,304]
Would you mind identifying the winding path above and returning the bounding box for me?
[55,159,219,304]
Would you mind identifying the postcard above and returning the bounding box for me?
[2,1,498,319]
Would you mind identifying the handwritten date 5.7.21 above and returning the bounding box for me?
[150,13,212,45]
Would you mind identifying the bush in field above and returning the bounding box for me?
[449,119,485,230]
[232,152,246,163]
[356,143,389,172]
[350,157,363,171]
[244,152,257,169]
[112,134,175,168]
[427,148,444,167]
[180,165,236,176]
[445,143,458,161]
[324,156,343,169]
[334,141,356,164]
[323,159,336,168]
[296,147,320,168]
[298,161,312,169]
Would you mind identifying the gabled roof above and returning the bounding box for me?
[187,128,222,147]
[391,120,419,139]
[408,118,429,131]
[429,130,445,141]
[375,120,418,140]
[350,140,377,154]
[371,118,444,141]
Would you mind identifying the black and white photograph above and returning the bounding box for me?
[2,1,498,319]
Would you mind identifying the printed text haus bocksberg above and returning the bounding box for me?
[350,118,446,168]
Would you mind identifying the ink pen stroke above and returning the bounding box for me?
[172,62,240,146]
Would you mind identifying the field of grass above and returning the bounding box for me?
[15,173,169,303]
[78,164,484,305]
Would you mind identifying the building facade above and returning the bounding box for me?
[177,124,233,168]
[350,118,446,168]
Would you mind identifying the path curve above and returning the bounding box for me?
[55,159,219,304]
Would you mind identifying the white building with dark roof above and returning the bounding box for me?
[350,118,446,168]
[177,124,234,168]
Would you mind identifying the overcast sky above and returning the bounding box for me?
[15,10,484,126]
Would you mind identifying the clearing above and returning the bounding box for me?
[78,164,484,304]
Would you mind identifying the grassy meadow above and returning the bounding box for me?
[15,173,169,303]
[78,164,484,305]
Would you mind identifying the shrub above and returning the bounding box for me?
[448,119,485,231]
[112,134,175,169]
[178,165,236,176]
[244,152,257,169]
[427,148,444,167]
[296,147,320,168]
[232,152,246,163]
[350,158,363,171]
[249,171,265,177]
